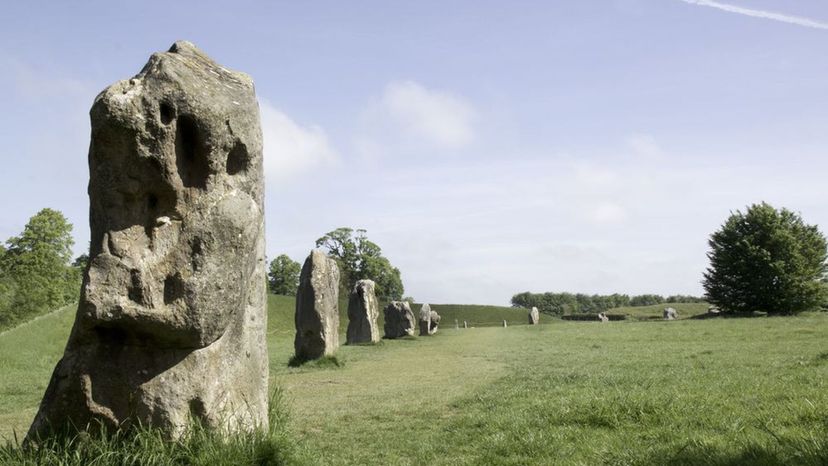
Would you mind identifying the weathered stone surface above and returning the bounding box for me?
[346,279,379,344]
[663,307,678,320]
[418,303,440,336]
[529,307,540,325]
[295,250,340,359]
[383,301,415,338]
[28,41,268,441]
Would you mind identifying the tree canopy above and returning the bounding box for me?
[0,208,82,328]
[315,227,404,300]
[268,254,301,296]
[703,202,828,315]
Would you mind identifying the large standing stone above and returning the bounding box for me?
[663,307,678,320]
[346,279,379,344]
[383,301,416,338]
[295,250,340,359]
[418,303,441,336]
[28,41,268,440]
[529,307,540,325]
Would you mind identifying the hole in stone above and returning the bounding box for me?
[163,273,185,305]
[226,140,249,175]
[147,193,159,210]
[190,237,204,271]
[159,102,174,125]
[128,269,145,305]
[175,114,209,189]
[189,398,207,425]
[95,326,127,347]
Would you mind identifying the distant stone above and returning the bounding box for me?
[502,320,508,328]
[463,320,468,329]
[429,310,441,334]
[598,312,609,323]
[418,304,440,336]
[384,301,416,338]
[346,279,379,345]
[27,41,269,441]
[529,307,540,325]
[455,319,459,329]
[663,307,678,320]
[295,250,340,359]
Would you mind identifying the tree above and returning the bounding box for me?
[315,227,404,300]
[268,254,301,296]
[703,202,828,315]
[0,208,78,327]
[629,294,665,307]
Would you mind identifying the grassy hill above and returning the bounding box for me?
[607,302,711,320]
[2,298,827,464]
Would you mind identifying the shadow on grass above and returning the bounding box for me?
[381,334,418,342]
[345,339,385,347]
[287,354,344,368]
[640,437,828,466]
[645,445,828,466]
[691,311,769,320]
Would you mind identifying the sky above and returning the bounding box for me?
[1,0,827,305]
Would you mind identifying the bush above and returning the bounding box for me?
[703,202,828,315]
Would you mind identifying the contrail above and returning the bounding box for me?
[680,0,828,30]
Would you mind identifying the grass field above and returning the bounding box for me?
[607,302,711,320]
[1,298,827,465]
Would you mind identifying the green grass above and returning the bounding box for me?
[0,390,301,466]
[2,298,827,465]
[607,302,712,320]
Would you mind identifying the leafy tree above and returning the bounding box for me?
[315,227,404,300]
[0,208,78,327]
[72,253,90,271]
[268,254,301,296]
[629,294,665,307]
[703,202,828,315]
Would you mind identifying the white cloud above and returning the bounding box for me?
[679,0,828,30]
[357,81,477,158]
[260,100,338,181]
[626,133,663,159]
[381,81,476,147]
[586,202,629,225]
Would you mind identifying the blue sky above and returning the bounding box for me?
[2,0,827,304]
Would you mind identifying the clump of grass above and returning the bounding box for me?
[0,389,303,466]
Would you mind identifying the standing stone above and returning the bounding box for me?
[418,303,439,336]
[455,319,459,329]
[28,41,268,441]
[529,306,540,325]
[383,301,416,338]
[464,320,468,329]
[295,250,340,359]
[502,320,508,328]
[346,279,379,344]
[429,310,441,334]
[598,312,609,323]
[663,307,678,320]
